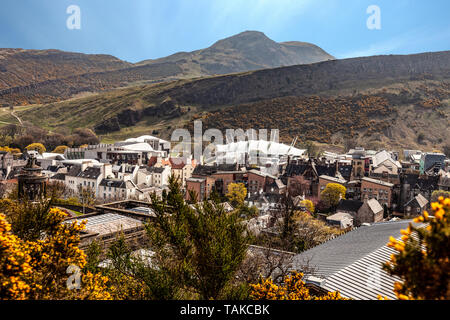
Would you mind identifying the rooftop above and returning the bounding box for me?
[319,175,346,184]
[337,199,364,213]
[362,177,394,187]
[292,220,416,299]
[70,213,143,236]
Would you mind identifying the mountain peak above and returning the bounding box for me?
[210,30,274,49]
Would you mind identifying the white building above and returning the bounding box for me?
[213,140,306,166]
[137,166,171,188]
[371,150,402,175]
[65,162,113,197]
[98,179,136,202]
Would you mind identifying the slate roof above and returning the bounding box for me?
[337,199,364,213]
[192,164,238,176]
[66,165,82,177]
[315,165,337,177]
[50,173,66,181]
[285,164,308,176]
[292,220,415,300]
[284,162,337,178]
[47,165,63,173]
[338,165,353,180]
[78,167,101,179]
[145,166,166,174]
[99,179,127,188]
[401,174,440,191]
[404,194,428,208]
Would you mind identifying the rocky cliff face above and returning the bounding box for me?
[155,51,450,107]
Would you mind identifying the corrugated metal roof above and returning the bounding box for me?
[292,220,415,299]
[321,244,401,300]
[293,220,412,277]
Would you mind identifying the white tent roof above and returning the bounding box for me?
[122,142,155,152]
[215,140,306,157]
[125,135,169,145]
[62,159,100,165]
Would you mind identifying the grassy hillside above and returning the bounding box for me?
[14,51,450,151]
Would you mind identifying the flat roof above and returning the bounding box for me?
[362,177,394,187]
[319,175,346,184]
[72,213,143,236]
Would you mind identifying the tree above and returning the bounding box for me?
[0,146,20,154]
[320,183,346,209]
[236,204,259,219]
[102,234,177,300]
[226,183,247,208]
[52,145,68,154]
[0,198,54,241]
[299,199,315,213]
[293,211,342,251]
[71,128,99,146]
[278,194,297,249]
[25,143,46,154]
[77,185,96,215]
[250,271,348,300]
[431,190,450,202]
[417,132,425,144]
[383,197,450,300]
[46,181,70,200]
[303,141,319,158]
[146,176,251,299]
[343,137,357,152]
[0,203,111,300]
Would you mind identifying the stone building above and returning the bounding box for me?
[336,198,384,226]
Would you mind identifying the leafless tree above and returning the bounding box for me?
[236,245,295,285]
[77,185,96,214]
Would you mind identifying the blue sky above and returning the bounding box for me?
[0,0,449,63]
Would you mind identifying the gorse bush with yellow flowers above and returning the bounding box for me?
[250,271,348,300]
[383,197,450,300]
[0,205,111,300]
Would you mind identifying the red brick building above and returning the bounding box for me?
[185,177,207,202]
[361,177,394,208]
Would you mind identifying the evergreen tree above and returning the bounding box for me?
[146,176,250,299]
